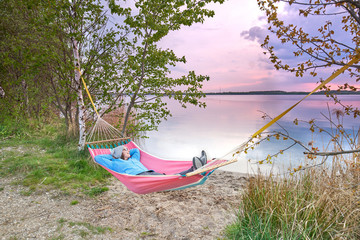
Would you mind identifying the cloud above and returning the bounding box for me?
[240,26,267,44]
[160,0,356,93]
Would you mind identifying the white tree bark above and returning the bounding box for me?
[72,37,86,151]
[0,86,4,98]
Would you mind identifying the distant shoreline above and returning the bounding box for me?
[205,90,360,95]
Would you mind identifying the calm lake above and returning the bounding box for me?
[138,94,360,174]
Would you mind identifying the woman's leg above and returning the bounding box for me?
[177,166,195,175]
[137,170,165,175]
[177,157,204,175]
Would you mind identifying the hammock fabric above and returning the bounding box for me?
[88,141,231,194]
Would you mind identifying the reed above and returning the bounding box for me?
[225,155,360,239]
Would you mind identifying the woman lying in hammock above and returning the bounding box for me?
[94,145,208,176]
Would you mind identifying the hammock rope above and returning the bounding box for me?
[251,53,360,139]
[86,118,124,144]
[214,53,360,160]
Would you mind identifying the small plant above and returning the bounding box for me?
[19,190,33,196]
[140,231,157,237]
[69,221,112,235]
[0,125,9,138]
[49,234,65,240]
[56,218,112,237]
[70,200,79,205]
[85,186,109,197]
[8,237,19,240]
[58,218,66,224]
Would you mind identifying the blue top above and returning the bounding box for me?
[94,148,149,175]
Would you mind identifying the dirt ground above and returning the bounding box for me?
[0,170,250,240]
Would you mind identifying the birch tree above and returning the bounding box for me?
[0,86,4,98]
[53,0,128,149]
[67,1,87,150]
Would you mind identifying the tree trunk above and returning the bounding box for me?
[21,79,30,118]
[71,37,86,151]
[121,42,149,135]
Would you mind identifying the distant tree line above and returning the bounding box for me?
[206,90,360,95]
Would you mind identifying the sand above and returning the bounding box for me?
[0,170,250,240]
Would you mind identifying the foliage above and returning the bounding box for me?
[257,0,360,117]
[70,200,79,205]
[107,0,225,136]
[0,0,59,122]
[258,0,360,77]
[0,117,48,140]
[0,0,226,144]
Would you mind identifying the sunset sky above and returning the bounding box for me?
[157,0,355,93]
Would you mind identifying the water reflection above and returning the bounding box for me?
[140,95,360,174]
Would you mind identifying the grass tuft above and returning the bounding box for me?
[85,186,109,197]
[55,218,112,238]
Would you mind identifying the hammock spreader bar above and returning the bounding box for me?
[86,138,131,149]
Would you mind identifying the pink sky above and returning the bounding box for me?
[159,0,355,93]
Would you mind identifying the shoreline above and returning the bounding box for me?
[0,170,249,239]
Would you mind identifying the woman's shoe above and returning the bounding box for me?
[200,150,207,165]
[193,157,204,170]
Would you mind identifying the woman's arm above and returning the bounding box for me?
[129,148,140,161]
[94,154,115,170]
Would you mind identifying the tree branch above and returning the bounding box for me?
[343,2,360,25]
[304,149,360,156]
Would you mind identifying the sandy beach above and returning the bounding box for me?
[0,170,249,240]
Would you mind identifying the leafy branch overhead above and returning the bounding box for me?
[258,0,360,77]
[257,0,360,122]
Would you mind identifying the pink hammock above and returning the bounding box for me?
[88,141,230,194]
